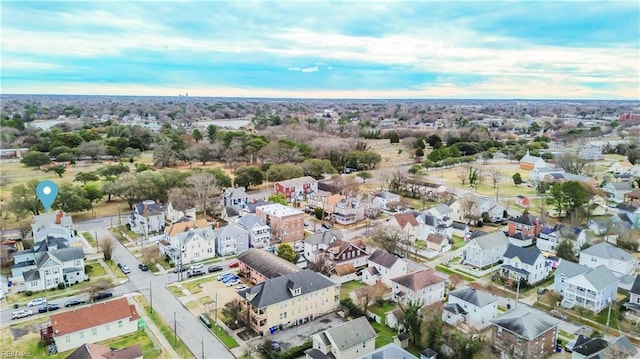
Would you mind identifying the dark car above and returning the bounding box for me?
[208,265,223,273]
[64,298,86,307]
[321,223,332,230]
[173,265,188,273]
[139,263,149,271]
[92,291,113,302]
[38,303,60,313]
[537,288,549,295]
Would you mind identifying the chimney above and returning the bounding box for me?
[55,210,63,224]
[535,217,540,235]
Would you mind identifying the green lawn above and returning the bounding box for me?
[81,231,96,247]
[184,277,214,294]
[369,301,397,317]
[134,296,193,358]
[167,285,186,298]
[203,314,239,349]
[451,236,466,250]
[371,321,396,348]
[85,261,107,277]
[340,280,365,300]
[104,259,128,280]
[5,277,113,306]
[434,264,476,281]
[53,330,162,359]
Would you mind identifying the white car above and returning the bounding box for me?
[120,265,131,274]
[236,284,248,291]
[190,263,204,271]
[27,297,47,307]
[12,309,33,320]
[226,279,240,287]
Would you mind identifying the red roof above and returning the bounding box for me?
[51,297,139,336]
[394,213,419,228]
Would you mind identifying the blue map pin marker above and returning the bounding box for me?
[36,180,59,213]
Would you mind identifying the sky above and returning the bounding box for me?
[1,1,639,99]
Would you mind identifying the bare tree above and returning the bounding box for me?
[141,246,162,266]
[355,282,388,314]
[488,168,502,188]
[98,237,116,261]
[308,253,332,276]
[456,166,468,186]
[88,279,111,301]
[388,170,407,193]
[168,187,198,212]
[459,196,479,225]
[185,172,220,216]
[447,274,464,291]
[555,152,589,175]
[370,227,404,254]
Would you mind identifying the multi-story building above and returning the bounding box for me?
[363,250,408,287]
[536,224,586,254]
[443,287,498,330]
[214,223,250,257]
[491,306,559,359]
[19,247,85,291]
[500,245,550,285]
[223,186,249,209]
[238,269,339,336]
[390,269,446,306]
[463,231,509,269]
[332,198,365,225]
[256,204,305,243]
[129,200,165,234]
[305,316,376,359]
[554,261,618,313]
[165,226,216,265]
[274,176,318,202]
[579,242,636,277]
[236,214,271,249]
[236,248,300,284]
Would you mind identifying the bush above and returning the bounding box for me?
[24,290,33,297]
[85,264,93,274]
[57,282,66,289]
[279,340,312,359]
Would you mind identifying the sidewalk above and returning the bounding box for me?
[129,294,181,358]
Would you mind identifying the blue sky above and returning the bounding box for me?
[1,1,638,99]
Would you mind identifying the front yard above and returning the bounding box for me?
[340,280,365,300]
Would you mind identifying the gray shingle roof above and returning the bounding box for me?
[472,231,508,250]
[503,245,543,265]
[443,303,467,315]
[448,287,497,307]
[510,214,539,226]
[240,269,336,308]
[305,229,344,245]
[391,269,445,291]
[631,276,640,295]
[368,249,399,269]
[581,242,634,261]
[491,306,559,340]
[39,247,84,265]
[326,316,376,352]
[556,262,618,291]
[236,248,300,279]
[237,214,267,229]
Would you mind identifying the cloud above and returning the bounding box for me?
[288,66,319,73]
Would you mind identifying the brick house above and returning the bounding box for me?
[256,204,305,243]
[236,248,300,285]
[274,176,318,202]
[491,306,559,359]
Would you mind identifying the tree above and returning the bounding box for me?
[99,237,115,261]
[267,193,287,205]
[276,244,297,263]
[546,181,590,218]
[233,166,263,189]
[422,304,444,351]
[308,253,331,276]
[357,171,372,183]
[98,163,129,180]
[448,330,486,359]
[512,172,523,186]
[206,124,218,143]
[266,163,304,182]
[370,227,403,254]
[194,143,215,165]
[456,166,468,186]
[556,152,589,175]
[55,152,76,164]
[400,299,424,345]
[47,164,66,178]
[103,173,139,209]
[83,182,104,204]
[355,282,387,315]
[21,151,51,167]
[459,196,479,224]
[488,168,501,188]
[74,171,100,184]
[53,184,92,213]
[152,136,178,168]
[77,140,107,161]
[8,180,43,216]
[301,158,336,178]
[185,172,220,216]
[556,239,578,262]
[192,129,203,142]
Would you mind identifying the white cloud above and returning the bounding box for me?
[301,66,318,73]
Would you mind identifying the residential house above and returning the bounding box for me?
[357,343,417,359]
[491,306,559,359]
[507,214,543,240]
[214,223,250,257]
[449,194,507,225]
[451,222,471,239]
[164,219,208,240]
[384,308,405,331]
[608,160,633,175]
[623,189,640,203]
[554,261,618,312]
[304,230,344,262]
[223,186,249,209]
[236,214,271,248]
[305,316,376,359]
[389,213,420,242]
[221,205,242,222]
[425,234,450,253]
[371,191,401,210]
[50,297,139,353]
[602,182,634,203]
[623,276,640,314]
[390,269,446,306]
[363,250,408,287]
[306,190,332,210]
[164,202,196,224]
[164,226,216,265]
[570,335,608,359]
[256,204,305,243]
[443,287,498,330]
[500,245,550,285]
[516,195,530,207]
[66,343,143,359]
[237,248,300,284]
[599,335,639,359]
[129,200,165,234]
[615,202,640,228]
[536,224,587,255]
[543,172,598,188]
[579,242,636,277]
[462,231,509,269]
[415,212,453,241]
[324,238,369,269]
[332,197,365,225]
[425,204,453,224]
[519,150,548,170]
[31,210,76,243]
[578,146,604,161]
[18,247,85,291]
[274,176,318,202]
[529,167,566,182]
[238,269,339,336]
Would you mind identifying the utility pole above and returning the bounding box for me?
[606,299,613,333]
[150,280,153,314]
[214,292,218,325]
[174,312,177,344]
[515,278,521,308]
[201,337,205,359]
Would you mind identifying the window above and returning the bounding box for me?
[79,331,84,338]
[65,335,70,342]
[92,328,97,335]
[105,324,110,331]
[118,320,123,328]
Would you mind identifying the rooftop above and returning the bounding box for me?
[236,248,300,279]
[256,203,305,217]
[491,306,559,340]
[391,269,445,291]
[325,316,376,351]
[51,297,139,336]
[448,287,497,307]
[503,244,543,265]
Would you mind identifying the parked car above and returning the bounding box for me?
[550,310,568,321]
[120,264,131,274]
[117,262,124,269]
[38,304,60,313]
[271,342,281,352]
[27,297,47,307]
[228,261,239,268]
[236,284,248,291]
[222,275,239,284]
[225,279,240,287]
[217,273,233,281]
[208,265,223,273]
[173,265,188,273]
[187,270,206,278]
[537,288,549,295]
[190,263,204,271]
[64,298,87,307]
[92,291,113,302]
[139,263,149,271]
[321,223,332,230]
[12,309,33,320]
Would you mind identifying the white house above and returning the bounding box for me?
[304,230,344,263]
[363,250,408,287]
[390,269,446,306]
[529,167,566,182]
[31,210,76,243]
[463,231,509,269]
[519,149,548,170]
[443,287,498,330]
[223,186,249,209]
[623,276,640,314]
[602,182,634,203]
[305,316,377,359]
[214,223,250,257]
[19,247,85,291]
[165,202,196,224]
[554,261,618,313]
[324,238,369,269]
[578,146,604,161]
[389,213,420,241]
[129,200,165,234]
[608,160,633,175]
[415,212,453,240]
[500,245,550,285]
[236,214,271,248]
[164,225,216,265]
[371,191,401,210]
[579,242,636,277]
[536,224,587,254]
[50,297,139,353]
[449,195,507,225]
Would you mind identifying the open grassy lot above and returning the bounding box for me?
[340,280,365,300]
[81,231,96,247]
